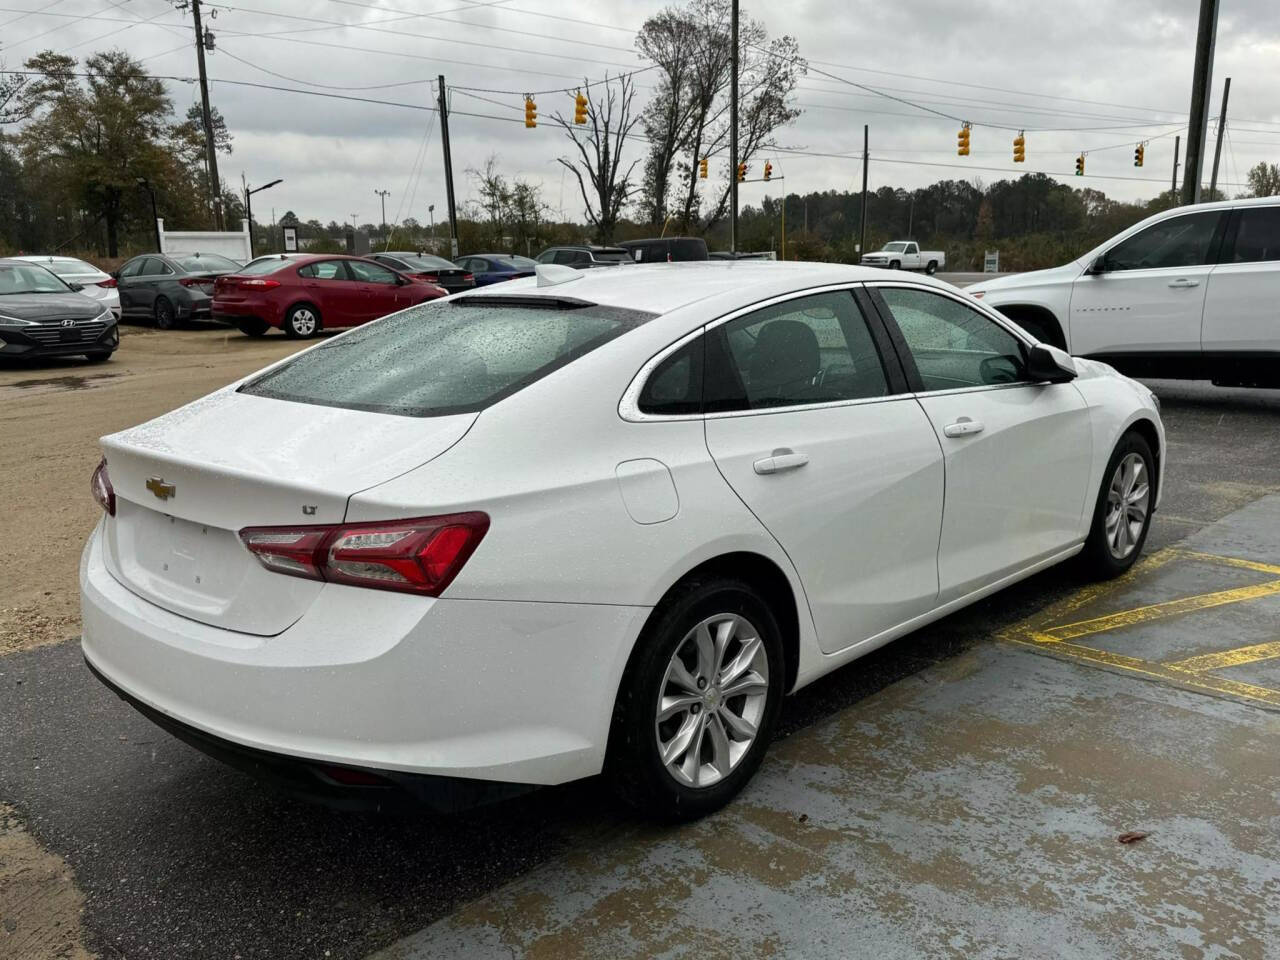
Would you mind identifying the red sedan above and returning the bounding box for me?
[213,254,448,338]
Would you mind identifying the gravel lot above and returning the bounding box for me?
[0,324,309,655]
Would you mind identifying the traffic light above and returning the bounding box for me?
[573,91,587,125]
[763,161,773,181]
[1013,132,1025,163]
[1134,143,1145,167]
[1075,153,1085,176]
[737,162,747,181]
[957,123,970,156]
[699,156,709,179]
[524,97,537,128]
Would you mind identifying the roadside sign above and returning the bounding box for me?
[283,226,297,252]
[984,250,1000,273]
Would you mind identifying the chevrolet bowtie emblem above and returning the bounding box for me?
[146,477,176,500]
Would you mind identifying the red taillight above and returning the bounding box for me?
[240,279,280,289]
[178,277,213,288]
[416,273,439,282]
[463,273,474,282]
[91,457,115,516]
[96,278,117,288]
[238,513,489,596]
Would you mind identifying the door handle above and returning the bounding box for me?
[1167,278,1200,288]
[753,449,809,475]
[943,417,985,438]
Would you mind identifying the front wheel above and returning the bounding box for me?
[283,304,320,339]
[608,578,784,822]
[888,260,900,270]
[1081,431,1155,578]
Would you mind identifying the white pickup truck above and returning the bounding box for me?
[860,241,945,274]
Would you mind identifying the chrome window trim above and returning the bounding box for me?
[618,281,915,423]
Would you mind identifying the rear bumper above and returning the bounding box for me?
[80,522,647,793]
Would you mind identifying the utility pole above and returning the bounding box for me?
[1181,0,1219,205]
[1172,135,1181,193]
[729,0,739,253]
[437,75,459,259]
[189,0,223,229]
[374,188,390,247]
[859,125,869,259]
[1209,77,1231,199]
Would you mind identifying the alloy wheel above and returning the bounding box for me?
[654,613,769,789]
[1105,452,1150,559]
[290,308,317,336]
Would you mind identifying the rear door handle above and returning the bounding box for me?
[1168,278,1200,288]
[943,417,985,438]
[753,449,809,475]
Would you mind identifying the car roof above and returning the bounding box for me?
[454,260,954,316]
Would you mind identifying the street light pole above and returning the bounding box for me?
[135,178,161,251]
[243,178,283,255]
[729,0,739,253]
[428,204,436,253]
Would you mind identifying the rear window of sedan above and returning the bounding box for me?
[174,253,241,272]
[239,257,294,276]
[239,298,656,417]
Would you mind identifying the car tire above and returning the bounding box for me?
[926,260,938,275]
[1081,431,1155,579]
[154,297,177,330]
[237,319,269,337]
[607,577,784,822]
[84,351,114,362]
[283,304,320,339]
[888,260,900,270]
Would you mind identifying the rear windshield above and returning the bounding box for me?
[389,254,456,271]
[239,257,293,276]
[494,256,537,269]
[43,259,99,277]
[174,253,241,272]
[239,298,656,417]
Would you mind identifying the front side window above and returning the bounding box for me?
[877,286,1028,391]
[347,260,399,284]
[1104,211,1223,271]
[707,291,889,412]
[240,299,655,417]
[1227,206,1280,263]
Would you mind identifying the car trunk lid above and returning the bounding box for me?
[100,389,476,635]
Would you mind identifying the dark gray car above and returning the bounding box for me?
[115,252,242,329]
[0,258,118,362]
[535,245,632,269]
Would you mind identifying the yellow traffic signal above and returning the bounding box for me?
[1134,143,1145,167]
[573,91,587,125]
[957,123,971,157]
[699,156,708,179]
[1075,153,1085,176]
[737,162,747,181]
[763,161,773,181]
[524,97,537,129]
[1013,132,1025,163]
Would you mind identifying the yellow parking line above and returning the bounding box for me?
[1043,580,1280,642]
[1168,640,1280,674]
[1171,550,1280,577]
[1006,635,1280,709]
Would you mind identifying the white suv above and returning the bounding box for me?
[967,197,1280,387]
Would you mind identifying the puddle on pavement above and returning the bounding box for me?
[8,372,122,391]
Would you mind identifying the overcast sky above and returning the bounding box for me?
[3,0,1279,229]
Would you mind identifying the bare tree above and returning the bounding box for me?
[0,63,29,125]
[635,8,701,226]
[551,73,642,244]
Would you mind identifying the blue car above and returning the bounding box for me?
[453,254,539,287]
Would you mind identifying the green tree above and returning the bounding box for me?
[18,50,176,255]
[1244,162,1280,197]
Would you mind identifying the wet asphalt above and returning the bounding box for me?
[0,379,1277,959]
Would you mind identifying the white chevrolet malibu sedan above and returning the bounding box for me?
[82,261,1164,819]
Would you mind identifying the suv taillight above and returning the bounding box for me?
[239,513,489,596]
[91,457,115,516]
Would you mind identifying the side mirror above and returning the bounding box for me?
[68,282,85,291]
[1086,255,1108,276]
[1026,343,1077,383]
